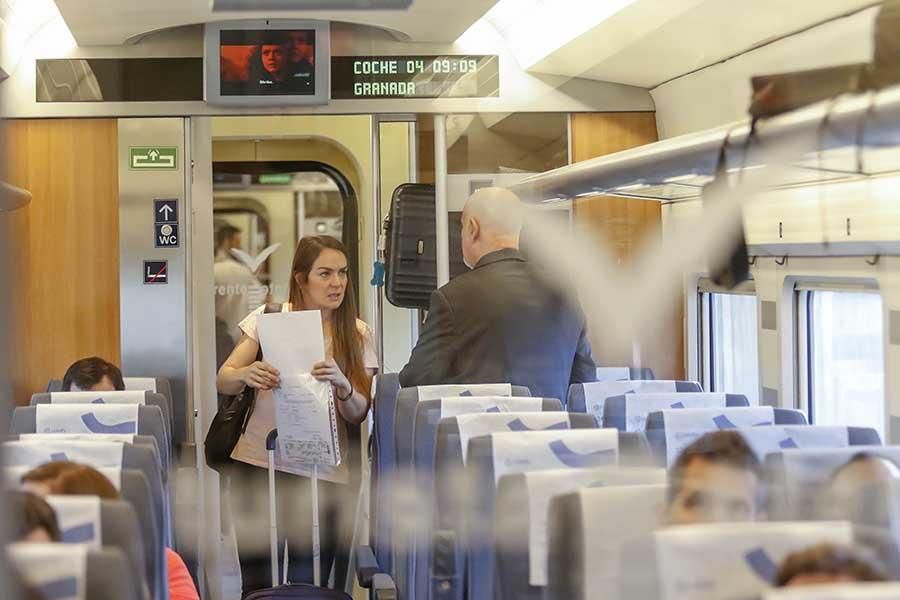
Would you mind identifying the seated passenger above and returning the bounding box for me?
[776,543,887,587]
[666,431,763,525]
[7,491,61,543]
[21,462,200,600]
[61,356,124,392]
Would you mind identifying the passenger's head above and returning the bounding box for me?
[21,462,120,500]
[287,236,366,390]
[776,543,886,587]
[61,357,124,392]
[460,187,523,268]
[7,491,61,543]
[215,223,242,254]
[667,431,763,525]
[824,453,900,528]
[831,453,900,492]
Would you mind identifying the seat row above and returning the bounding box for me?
[358,369,892,600]
[5,377,178,600]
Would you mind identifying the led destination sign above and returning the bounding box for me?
[331,55,499,99]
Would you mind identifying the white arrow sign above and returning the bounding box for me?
[158,204,174,220]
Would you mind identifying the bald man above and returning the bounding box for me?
[398,187,596,401]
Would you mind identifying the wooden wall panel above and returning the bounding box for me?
[571,112,685,380]
[2,119,120,405]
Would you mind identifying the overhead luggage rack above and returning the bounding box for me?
[512,85,900,203]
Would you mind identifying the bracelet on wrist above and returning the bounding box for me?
[336,385,354,402]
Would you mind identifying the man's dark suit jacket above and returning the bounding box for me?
[398,248,597,402]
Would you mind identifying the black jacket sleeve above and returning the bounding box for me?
[569,326,598,385]
[399,289,457,388]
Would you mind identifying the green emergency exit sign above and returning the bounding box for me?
[130,147,178,170]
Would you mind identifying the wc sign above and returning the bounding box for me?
[154,199,179,248]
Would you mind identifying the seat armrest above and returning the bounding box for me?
[356,545,381,589]
[371,574,397,600]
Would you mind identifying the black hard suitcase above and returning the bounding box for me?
[383,183,468,310]
[244,431,352,600]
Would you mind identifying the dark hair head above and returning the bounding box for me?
[61,357,124,392]
[215,223,241,251]
[7,491,61,542]
[668,430,762,502]
[287,236,368,397]
[775,543,886,586]
[22,462,120,500]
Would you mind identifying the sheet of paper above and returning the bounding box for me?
[274,374,340,467]
[257,310,326,374]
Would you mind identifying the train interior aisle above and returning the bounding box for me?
[4,1,900,599]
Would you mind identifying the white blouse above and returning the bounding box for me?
[230,303,378,483]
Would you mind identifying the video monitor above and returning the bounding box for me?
[204,20,330,106]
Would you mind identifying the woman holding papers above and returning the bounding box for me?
[216,235,378,593]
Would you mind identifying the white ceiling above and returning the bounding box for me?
[51,0,499,45]
[526,0,879,88]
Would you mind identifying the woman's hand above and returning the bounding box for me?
[312,358,352,397]
[240,361,280,390]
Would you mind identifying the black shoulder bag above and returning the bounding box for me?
[204,303,280,472]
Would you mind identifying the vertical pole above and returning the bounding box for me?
[434,114,450,287]
[268,449,278,587]
[312,465,321,587]
[371,116,385,369]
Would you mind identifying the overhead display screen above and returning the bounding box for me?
[331,55,500,99]
[219,29,317,96]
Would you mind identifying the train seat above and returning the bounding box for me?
[646,408,879,467]
[620,521,856,600]
[31,391,173,453]
[567,379,702,421]
[462,428,622,600]
[5,433,165,473]
[10,405,170,482]
[603,392,750,432]
[383,382,527,594]
[595,367,656,382]
[44,496,150,600]
[763,582,900,599]
[368,373,401,578]
[545,483,669,600]
[404,405,571,600]
[499,471,666,600]
[9,543,143,600]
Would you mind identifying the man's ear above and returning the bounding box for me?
[469,216,481,241]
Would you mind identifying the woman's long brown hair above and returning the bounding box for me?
[288,236,370,399]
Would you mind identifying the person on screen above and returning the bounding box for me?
[666,430,764,525]
[287,31,315,92]
[61,356,124,392]
[247,40,291,93]
[775,544,887,587]
[216,235,377,593]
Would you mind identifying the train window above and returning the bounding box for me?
[699,282,759,404]
[798,287,885,436]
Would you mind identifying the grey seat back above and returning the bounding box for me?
[45,497,150,600]
[567,380,701,419]
[10,405,170,481]
[645,521,855,600]
[9,543,143,600]
[388,383,527,594]
[369,372,402,574]
[500,471,666,600]
[404,402,564,600]
[465,429,620,600]
[595,367,655,382]
[545,483,669,600]
[8,433,166,474]
[31,391,173,452]
[603,392,749,432]
[644,406,807,465]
